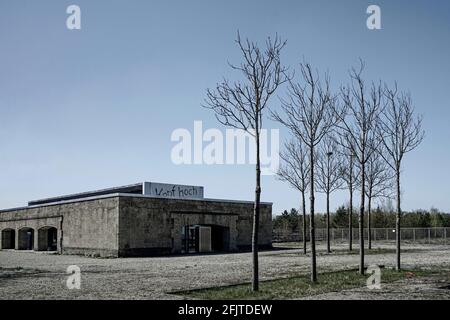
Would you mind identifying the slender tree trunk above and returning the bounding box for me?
[325,153,331,253]
[396,167,401,271]
[368,192,372,250]
[302,191,307,255]
[359,157,365,275]
[309,143,317,282]
[326,191,331,253]
[349,156,353,251]
[252,128,261,291]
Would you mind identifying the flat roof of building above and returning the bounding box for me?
[27,183,143,206]
[0,193,272,213]
[0,182,272,213]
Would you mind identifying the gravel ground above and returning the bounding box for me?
[0,242,449,300]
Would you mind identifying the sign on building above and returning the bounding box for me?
[143,182,204,200]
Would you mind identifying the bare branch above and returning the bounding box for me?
[277,139,310,193]
[316,136,344,194]
[204,32,290,135]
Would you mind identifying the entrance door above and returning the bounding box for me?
[198,226,212,253]
[182,225,212,253]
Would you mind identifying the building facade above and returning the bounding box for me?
[0,182,272,257]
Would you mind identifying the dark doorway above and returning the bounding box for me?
[211,225,230,251]
[38,227,58,251]
[1,229,15,249]
[18,228,34,250]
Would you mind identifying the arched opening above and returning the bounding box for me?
[18,228,35,250]
[1,229,16,249]
[181,224,230,253]
[38,227,58,251]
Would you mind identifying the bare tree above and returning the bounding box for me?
[334,60,383,275]
[277,140,310,254]
[364,151,393,249]
[316,136,344,253]
[203,32,289,291]
[378,84,424,270]
[272,62,339,282]
[336,132,359,251]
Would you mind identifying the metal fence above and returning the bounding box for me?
[273,227,450,244]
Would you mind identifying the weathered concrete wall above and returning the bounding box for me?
[1,195,272,257]
[235,205,272,251]
[0,197,119,257]
[118,196,272,256]
[118,197,173,256]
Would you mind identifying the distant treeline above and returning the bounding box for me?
[273,206,450,233]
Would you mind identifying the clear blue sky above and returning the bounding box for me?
[1,0,449,214]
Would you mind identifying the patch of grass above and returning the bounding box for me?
[0,266,49,279]
[177,268,438,300]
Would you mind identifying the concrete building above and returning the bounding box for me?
[0,182,272,257]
